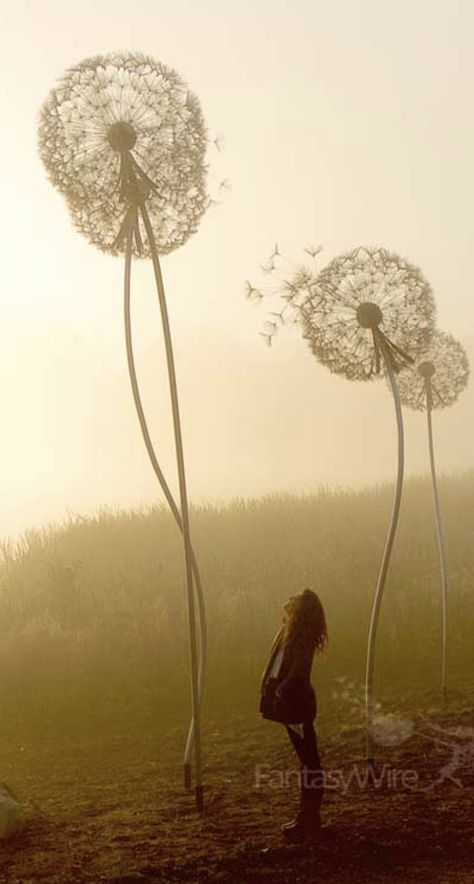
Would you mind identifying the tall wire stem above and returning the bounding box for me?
[365,334,405,768]
[426,381,448,702]
[138,203,203,812]
[123,226,207,791]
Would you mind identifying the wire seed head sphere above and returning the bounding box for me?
[38,52,209,257]
[397,330,470,410]
[297,246,436,381]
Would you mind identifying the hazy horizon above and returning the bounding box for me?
[1,0,473,539]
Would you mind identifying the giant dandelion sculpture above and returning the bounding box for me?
[38,52,210,811]
[397,330,470,701]
[248,245,436,767]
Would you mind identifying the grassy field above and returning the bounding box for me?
[0,474,472,882]
[0,472,472,721]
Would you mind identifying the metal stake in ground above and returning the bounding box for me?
[139,199,204,811]
[365,331,405,770]
[397,330,470,703]
[426,376,448,702]
[248,246,437,769]
[123,219,207,794]
[38,52,212,812]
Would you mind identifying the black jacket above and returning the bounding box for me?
[259,626,317,724]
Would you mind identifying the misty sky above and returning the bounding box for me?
[0,0,473,538]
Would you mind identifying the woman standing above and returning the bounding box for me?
[260,589,328,844]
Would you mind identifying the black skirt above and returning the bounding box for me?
[260,677,316,724]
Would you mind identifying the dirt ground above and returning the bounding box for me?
[0,687,472,884]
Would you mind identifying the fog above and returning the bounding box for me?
[1,0,473,537]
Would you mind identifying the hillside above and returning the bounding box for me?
[0,472,472,723]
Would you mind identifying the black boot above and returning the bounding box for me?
[281,807,304,836]
[282,771,322,845]
[281,767,305,840]
[301,794,322,843]
[283,800,321,844]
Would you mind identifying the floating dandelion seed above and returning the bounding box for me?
[304,245,323,260]
[212,132,226,152]
[39,52,210,812]
[269,308,287,324]
[263,320,278,335]
[244,281,264,303]
[245,246,325,346]
[398,330,469,700]
[247,244,436,768]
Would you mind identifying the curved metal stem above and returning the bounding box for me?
[123,227,207,789]
[138,202,204,813]
[365,335,405,768]
[426,381,448,702]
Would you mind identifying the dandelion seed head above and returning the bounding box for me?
[418,360,436,380]
[38,51,209,257]
[356,302,383,329]
[397,330,469,410]
[107,120,137,152]
[298,246,436,381]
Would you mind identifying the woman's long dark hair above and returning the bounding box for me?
[283,589,328,655]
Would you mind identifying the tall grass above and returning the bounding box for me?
[0,473,473,724]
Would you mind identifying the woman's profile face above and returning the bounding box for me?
[283,594,300,618]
